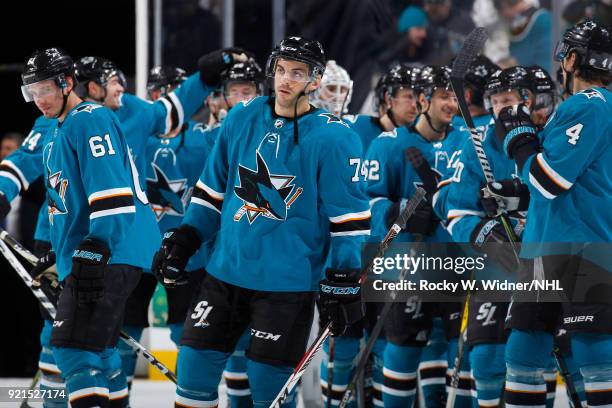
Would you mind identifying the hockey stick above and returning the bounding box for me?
[553,345,583,407]
[338,236,424,408]
[448,27,519,249]
[445,286,471,408]
[0,231,178,384]
[269,187,427,408]
[19,369,41,408]
[326,336,335,408]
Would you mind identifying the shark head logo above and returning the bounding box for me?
[233,151,302,223]
[146,162,189,221]
[47,170,68,224]
[44,143,68,225]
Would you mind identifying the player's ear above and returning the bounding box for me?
[308,74,322,93]
[64,76,75,94]
[524,93,534,110]
[564,51,578,73]
[418,93,429,111]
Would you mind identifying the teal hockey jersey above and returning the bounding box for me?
[183,96,371,292]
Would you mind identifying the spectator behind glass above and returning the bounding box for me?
[422,0,476,65]
[1,132,23,160]
[397,5,429,62]
[563,0,612,27]
[495,0,552,72]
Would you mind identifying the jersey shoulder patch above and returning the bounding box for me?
[577,88,606,102]
[318,112,349,127]
[71,103,104,116]
[343,114,359,124]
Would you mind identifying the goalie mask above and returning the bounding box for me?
[310,60,353,117]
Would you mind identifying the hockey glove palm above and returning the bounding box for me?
[152,225,202,288]
[319,268,364,336]
[470,218,520,273]
[479,178,530,218]
[71,238,110,305]
[198,47,249,87]
[496,104,539,167]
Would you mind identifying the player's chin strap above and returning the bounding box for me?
[293,82,311,145]
[562,63,574,96]
[386,108,400,128]
[420,96,449,135]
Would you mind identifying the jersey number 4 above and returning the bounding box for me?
[566,123,583,146]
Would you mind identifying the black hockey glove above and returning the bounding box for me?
[479,178,530,218]
[387,199,439,236]
[30,249,61,310]
[71,238,110,305]
[33,239,52,258]
[319,268,364,336]
[198,47,249,87]
[470,218,520,273]
[0,193,10,220]
[496,103,539,168]
[152,225,202,288]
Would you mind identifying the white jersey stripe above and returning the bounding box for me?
[196,180,225,200]
[88,187,133,204]
[329,210,371,224]
[90,206,136,220]
[1,159,29,190]
[191,197,222,214]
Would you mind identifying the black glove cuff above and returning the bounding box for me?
[167,225,202,255]
[512,139,538,172]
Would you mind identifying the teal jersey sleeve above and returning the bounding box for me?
[444,137,485,242]
[0,116,54,202]
[72,109,138,249]
[182,111,233,244]
[319,126,371,270]
[364,130,401,240]
[522,88,611,201]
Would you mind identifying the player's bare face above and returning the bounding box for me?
[104,76,125,110]
[490,90,523,117]
[226,81,258,107]
[274,59,311,108]
[390,88,418,125]
[29,79,64,118]
[430,89,458,124]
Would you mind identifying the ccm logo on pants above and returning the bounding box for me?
[564,315,594,324]
[251,329,281,341]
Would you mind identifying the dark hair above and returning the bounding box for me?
[576,63,612,86]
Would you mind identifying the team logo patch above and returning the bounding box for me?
[579,88,605,101]
[44,143,68,225]
[233,151,302,223]
[318,112,349,127]
[72,104,103,115]
[146,162,191,221]
[274,119,284,128]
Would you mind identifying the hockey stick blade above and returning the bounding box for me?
[0,229,178,384]
[451,27,488,80]
[269,188,427,408]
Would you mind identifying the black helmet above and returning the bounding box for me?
[265,36,326,79]
[483,66,531,110]
[374,64,420,111]
[147,65,187,96]
[554,20,612,72]
[415,65,452,98]
[373,73,388,111]
[464,56,499,107]
[222,58,264,83]
[75,56,126,88]
[22,48,74,87]
[527,65,557,118]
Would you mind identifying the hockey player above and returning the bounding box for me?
[3,49,246,406]
[526,65,558,128]
[147,65,188,101]
[442,66,536,408]
[310,60,353,117]
[345,63,420,153]
[365,65,473,408]
[151,36,370,408]
[15,47,161,408]
[494,20,612,408]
